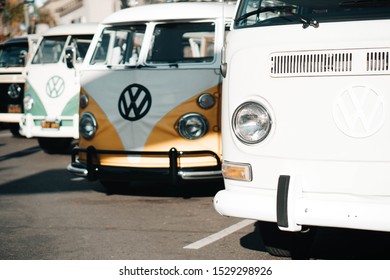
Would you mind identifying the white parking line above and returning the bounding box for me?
[70,177,85,181]
[183,219,256,250]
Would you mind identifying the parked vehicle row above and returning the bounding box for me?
[2,0,390,259]
[1,2,235,186]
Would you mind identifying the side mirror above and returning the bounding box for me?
[19,50,27,66]
[65,46,75,69]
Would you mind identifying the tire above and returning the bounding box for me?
[38,137,73,154]
[9,124,21,137]
[259,221,316,259]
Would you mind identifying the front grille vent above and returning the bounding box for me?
[367,51,389,72]
[271,52,353,75]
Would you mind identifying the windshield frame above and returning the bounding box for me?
[31,35,69,65]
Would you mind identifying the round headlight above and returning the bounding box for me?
[80,94,89,109]
[8,83,22,99]
[232,102,272,144]
[79,112,97,140]
[23,95,34,111]
[177,113,208,140]
[197,93,215,109]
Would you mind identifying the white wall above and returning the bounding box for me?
[56,0,121,24]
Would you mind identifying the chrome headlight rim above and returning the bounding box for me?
[79,94,89,109]
[23,94,34,111]
[177,113,209,140]
[232,101,272,145]
[79,112,97,140]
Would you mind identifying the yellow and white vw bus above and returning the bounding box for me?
[67,2,234,188]
[214,0,390,257]
[20,23,98,153]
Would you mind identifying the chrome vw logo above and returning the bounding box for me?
[46,76,65,98]
[333,86,385,138]
[118,84,152,121]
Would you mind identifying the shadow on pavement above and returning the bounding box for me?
[0,146,41,162]
[0,169,99,195]
[97,178,224,198]
[0,167,224,198]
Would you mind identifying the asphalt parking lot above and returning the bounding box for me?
[2,127,390,260]
[0,127,284,260]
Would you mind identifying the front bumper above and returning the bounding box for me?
[214,175,390,233]
[67,146,222,185]
[20,113,79,138]
[0,113,23,123]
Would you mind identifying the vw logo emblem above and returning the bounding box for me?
[333,86,385,138]
[118,84,152,121]
[46,76,65,98]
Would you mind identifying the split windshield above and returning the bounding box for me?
[32,35,92,64]
[146,22,215,64]
[90,21,216,66]
[90,25,146,66]
[235,0,390,28]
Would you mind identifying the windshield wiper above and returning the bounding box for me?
[106,63,156,69]
[235,5,319,29]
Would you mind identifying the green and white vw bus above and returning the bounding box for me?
[20,23,97,153]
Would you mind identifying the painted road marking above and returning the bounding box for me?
[70,177,85,181]
[184,219,256,250]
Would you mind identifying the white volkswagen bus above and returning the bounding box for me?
[0,36,38,136]
[20,23,98,153]
[214,0,390,257]
[67,2,234,190]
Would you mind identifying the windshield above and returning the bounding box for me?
[32,36,67,64]
[90,25,146,66]
[0,42,28,67]
[69,35,94,63]
[32,34,93,64]
[235,0,390,28]
[146,22,215,64]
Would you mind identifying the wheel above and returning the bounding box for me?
[259,221,316,259]
[38,137,72,154]
[9,124,21,137]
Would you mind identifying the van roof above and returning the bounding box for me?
[102,2,236,25]
[2,37,28,45]
[43,23,99,36]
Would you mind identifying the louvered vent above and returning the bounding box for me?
[367,51,389,72]
[271,52,353,75]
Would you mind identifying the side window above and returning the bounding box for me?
[32,36,67,64]
[69,35,94,63]
[90,25,146,66]
[147,22,215,64]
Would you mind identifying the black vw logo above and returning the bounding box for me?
[118,84,152,121]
